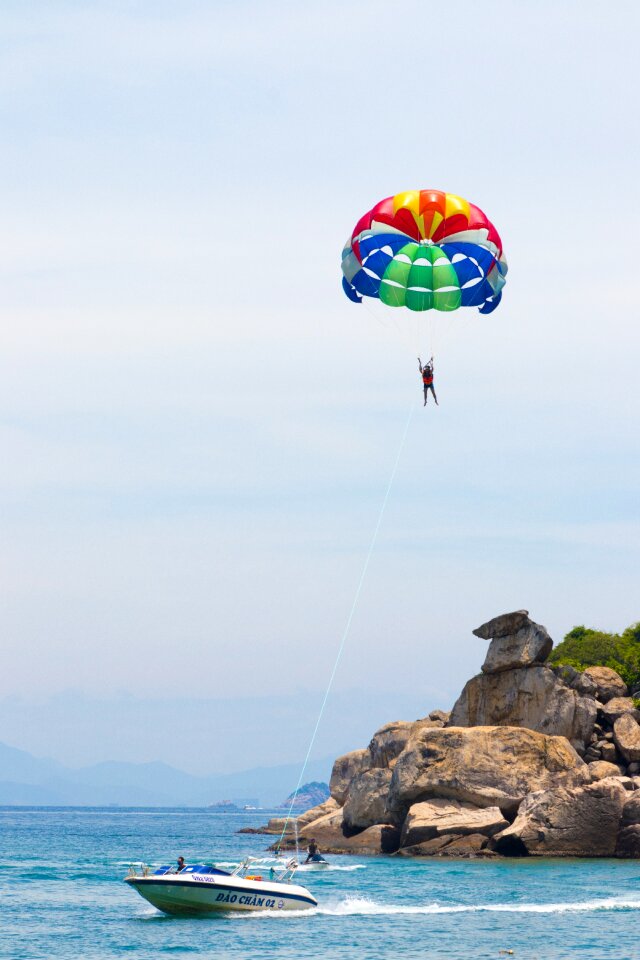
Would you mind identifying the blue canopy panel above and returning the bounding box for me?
[461,278,495,307]
[441,241,497,270]
[358,233,410,261]
[441,242,500,311]
[351,267,380,298]
[342,275,362,303]
[347,233,415,300]
[479,290,502,314]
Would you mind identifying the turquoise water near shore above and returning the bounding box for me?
[3,807,640,960]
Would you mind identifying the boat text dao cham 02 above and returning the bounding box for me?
[125,857,317,915]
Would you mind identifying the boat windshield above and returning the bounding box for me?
[139,863,231,877]
[232,856,298,883]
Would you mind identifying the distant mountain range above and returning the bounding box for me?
[0,741,332,808]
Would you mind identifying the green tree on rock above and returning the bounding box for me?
[549,622,640,689]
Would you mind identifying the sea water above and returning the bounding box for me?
[3,807,640,960]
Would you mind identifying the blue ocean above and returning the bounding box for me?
[3,807,640,960]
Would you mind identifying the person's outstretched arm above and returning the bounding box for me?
[418,357,423,373]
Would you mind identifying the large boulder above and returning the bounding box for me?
[601,698,640,725]
[551,664,598,697]
[613,714,640,763]
[450,665,597,744]
[296,797,339,828]
[588,760,624,781]
[400,798,508,847]
[616,793,640,858]
[290,810,399,855]
[334,823,400,855]
[617,826,640,857]
[329,748,371,803]
[398,833,488,858]
[477,614,553,674]
[428,709,451,723]
[473,610,531,639]
[583,666,627,703]
[388,725,589,817]
[369,721,415,768]
[266,809,343,849]
[342,768,392,830]
[493,778,627,857]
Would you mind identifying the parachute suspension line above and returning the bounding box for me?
[275,399,417,853]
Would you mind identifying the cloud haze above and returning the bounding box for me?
[0,0,638,770]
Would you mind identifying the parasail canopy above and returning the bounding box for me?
[341,190,508,314]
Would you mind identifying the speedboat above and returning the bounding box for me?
[125,857,317,915]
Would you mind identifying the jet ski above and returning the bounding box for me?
[298,854,330,871]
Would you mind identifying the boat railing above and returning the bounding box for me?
[233,855,298,883]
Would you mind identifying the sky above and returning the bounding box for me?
[1,0,639,775]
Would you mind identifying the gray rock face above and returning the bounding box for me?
[388,725,589,816]
[329,749,371,804]
[398,833,488,857]
[296,797,339,827]
[552,664,598,697]
[600,742,619,763]
[613,714,640,763]
[400,798,508,847]
[616,825,640,858]
[368,721,414,769]
[291,810,400,855]
[494,778,627,857]
[616,792,640,857]
[473,610,531,640]
[342,768,392,830]
[410,718,447,738]
[428,709,451,723]
[481,621,553,674]
[583,666,627,703]
[450,665,597,744]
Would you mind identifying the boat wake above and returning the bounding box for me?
[215,860,366,874]
[235,894,640,919]
[297,864,366,873]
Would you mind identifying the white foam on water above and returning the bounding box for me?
[326,895,640,916]
[322,864,367,872]
[234,894,640,920]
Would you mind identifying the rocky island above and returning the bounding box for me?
[254,611,640,858]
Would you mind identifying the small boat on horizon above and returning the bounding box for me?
[125,857,317,915]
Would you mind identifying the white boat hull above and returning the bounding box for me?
[126,872,317,915]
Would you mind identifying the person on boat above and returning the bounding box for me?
[304,839,320,863]
[176,856,187,872]
[418,356,438,406]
